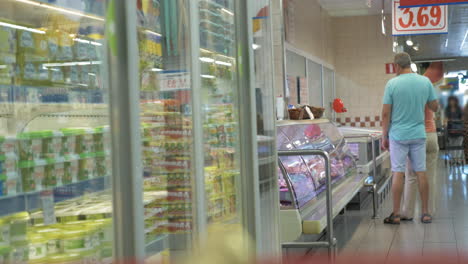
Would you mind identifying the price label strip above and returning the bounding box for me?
[392,0,448,36]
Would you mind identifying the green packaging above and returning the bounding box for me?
[0,218,10,247]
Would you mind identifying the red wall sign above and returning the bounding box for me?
[386,63,396,74]
[400,0,468,7]
[392,0,448,35]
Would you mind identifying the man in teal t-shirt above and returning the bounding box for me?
[381,53,438,225]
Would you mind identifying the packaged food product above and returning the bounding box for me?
[9,212,29,242]
[33,227,62,255]
[54,163,64,186]
[0,245,10,263]
[47,252,82,264]
[78,158,95,180]
[0,26,16,53]
[60,229,92,253]
[0,217,10,247]
[5,172,18,195]
[32,165,45,191]
[9,240,28,263]
[21,167,35,192]
[44,164,57,188]
[93,132,104,153]
[76,133,94,154]
[61,129,78,155]
[18,132,44,161]
[28,234,47,260]
[63,161,79,184]
[43,133,62,159]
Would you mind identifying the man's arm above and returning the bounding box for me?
[427,99,439,112]
[382,104,392,150]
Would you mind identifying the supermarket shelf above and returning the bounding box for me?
[0,176,107,217]
[146,234,169,257]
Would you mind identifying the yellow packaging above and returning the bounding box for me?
[9,212,29,242]
[0,26,16,53]
[28,234,47,260]
[9,240,28,263]
[60,229,92,253]
[0,218,10,247]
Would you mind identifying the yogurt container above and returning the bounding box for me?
[28,234,47,260]
[63,160,78,184]
[18,132,44,161]
[9,212,29,242]
[9,240,28,263]
[78,158,95,180]
[43,133,62,159]
[0,246,10,263]
[76,133,94,154]
[60,229,92,253]
[0,217,10,246]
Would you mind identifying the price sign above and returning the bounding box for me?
[392,0,448,35]
[400,0,468,7]
[158,72,191,92]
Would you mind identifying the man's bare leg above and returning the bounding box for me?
[415,171,430,221]
[392,172,405,218]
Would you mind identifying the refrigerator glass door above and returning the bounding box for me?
[0,0,112,263]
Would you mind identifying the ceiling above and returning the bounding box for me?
[398,4,468,68]
[318,0,392,17]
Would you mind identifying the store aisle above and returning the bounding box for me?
[333,158,468,261]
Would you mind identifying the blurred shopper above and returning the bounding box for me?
[445,96,464,162]
[401,106,439,220]
[401,62,443,221]
[381,53,439,224]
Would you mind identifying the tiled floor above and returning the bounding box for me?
[331,159,468,262]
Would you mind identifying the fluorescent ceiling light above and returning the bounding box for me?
[151,68,162,72]
[0,21,45,34]
[393,41,398,47]
[221,8,234,16]
[215,60,232,67]
[15,0,104,21]
[200,57,215,63]
[445,38,449,48]
[411,63,418,72]
[460,30,468,50]
[43,61,101,67]
[201,74,215,79]
[406,39,413,46]
[413,44,420,51]
[74,38,102,46]
[252,44,261,50]
[144,30,162,37]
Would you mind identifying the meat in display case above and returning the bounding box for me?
[277,120,357,210]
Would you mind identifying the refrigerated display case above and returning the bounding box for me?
[277,120,366,242]
[338,127,391,209]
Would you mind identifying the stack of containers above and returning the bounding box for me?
[0,136,18,196]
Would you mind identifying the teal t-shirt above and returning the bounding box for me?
[383,73,437,141]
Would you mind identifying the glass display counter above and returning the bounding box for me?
[338,127,391,210]
[277,120,366,242]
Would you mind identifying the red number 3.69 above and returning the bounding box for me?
[398,6,442,29]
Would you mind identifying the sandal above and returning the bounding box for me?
[421,213,432,224]
[384,213,400,225]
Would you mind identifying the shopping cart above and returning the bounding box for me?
[444,120,465,167]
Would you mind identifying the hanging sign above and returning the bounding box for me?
[392,0,448,35]
[400,0,468,7]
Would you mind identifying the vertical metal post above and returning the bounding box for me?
[234,0,262,256]
[107,0,145,261]
[187,0,207,243]
[370,136,379,219]
[321,65,325,110]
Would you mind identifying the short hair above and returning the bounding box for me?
[394,52,412,68]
